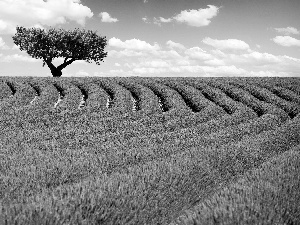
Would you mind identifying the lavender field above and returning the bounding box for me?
[0,76,299,225]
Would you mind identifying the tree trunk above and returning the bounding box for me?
[45,60,62,77]
[51,67,63,77]
[44,58,76,77]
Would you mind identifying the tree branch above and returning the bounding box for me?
[57,58,76,70]
[64,57,69,63]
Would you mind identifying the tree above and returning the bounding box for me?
[12,26,108,77]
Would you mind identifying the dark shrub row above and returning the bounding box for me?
[137,78,192,117]
[256,82,300,105]
[92,78,133,116]
[231,80,300,119]
[50,79,83,111]
[159,80,212,112]
[207,80,289,121]
[1,79,260,145]
[0,80,36,112]
[1,114,299,225]
[171,145,300,225]
[183,80,246,115]
[0,79,229,138]
[0,81,13,100]
[116,78,162,115]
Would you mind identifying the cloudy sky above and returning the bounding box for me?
[0,0,300,77]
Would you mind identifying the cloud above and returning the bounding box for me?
[143,0,148,3]
[108,37,160,51]
[271,36,300,47]
[238,52,281,65]
[202,37,250,51]
[159,17,172,23]
[106,37,300,77]
[75,70,89,76]
[173,5,220,27]
[153,17,172,26]
[166,40,186,50]
[204,58,225,66]
[133,59,171,68]
[99,12,118,23]
[143,5,220,27]
[109,49,147,58]
[274,27,299,35]
[0,0,93,34]
[150,49,182,59]
[142,17,150,24]
[185,47,212,60]
[0,54,39,62]
[0,37,9,49]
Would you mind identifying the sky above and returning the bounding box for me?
[0,0,300,77]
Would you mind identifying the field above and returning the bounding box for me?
[0,76,299,225]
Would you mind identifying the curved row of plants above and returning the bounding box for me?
[1,112,299,225]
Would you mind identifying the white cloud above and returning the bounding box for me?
[159,17,172,23]
[135,59,171,68]
[203,37,250,51]
[240,52,281,64]
[143,0,148,3]
[145,5,220,27]
[210,49,227,58]
[202,65,247,76]
[0,0,93,34]
[108,37,160,51]
[204,58,225,66]
[115,63,121,67]
[142,17,149,23]
[249,70,290,77]
[166,40,186,50]
[104,37,300,77]
[173,5,220,27]
[132,67,168,74]
[272,36,300,47]
[274,27,299,35]
[0,54,39,62]
[99,12,118,23]
[153,17,172,26]
[75,70,89,76]
[283,55,300,62]
[109,49,147,57]
[150,49,182,59]
[185,47,212,61]
[0,37,9,49]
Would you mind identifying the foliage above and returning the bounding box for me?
[12,26,108,76]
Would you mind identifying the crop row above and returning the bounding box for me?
[0,78,298,142]
[228,80,300,119]
[171,143,300,225]
[0,78,187,124]
[204,80,290,121]
[0,105,278,199]
[1,112,299,225]
[0,79,36,111]
[1,77,298,123]
[1,81,261,148]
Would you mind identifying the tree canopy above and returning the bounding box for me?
[12,26,108,77]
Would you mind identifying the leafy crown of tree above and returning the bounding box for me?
[12,26,108,77]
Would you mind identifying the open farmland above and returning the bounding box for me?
[0,76,300,225]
